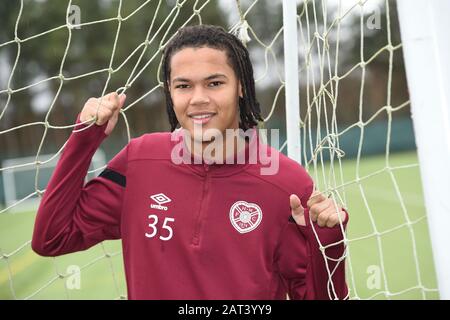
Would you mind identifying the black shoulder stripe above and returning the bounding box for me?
[99,168,126,187]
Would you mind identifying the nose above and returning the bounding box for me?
[190,86,210,106]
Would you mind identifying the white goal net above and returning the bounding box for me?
[0,0,439,299]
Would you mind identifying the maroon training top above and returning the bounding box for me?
[32,115,349,300]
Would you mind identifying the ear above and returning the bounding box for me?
[238,82,243,98]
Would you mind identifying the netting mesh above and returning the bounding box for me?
[296,0,438,299]
[0,0,438,299]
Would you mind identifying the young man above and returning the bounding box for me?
[32,25,349,300]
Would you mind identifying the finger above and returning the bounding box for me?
[97,93,119,111]
[291,195,306,226]
[317,209,334,227]
[290,194,304,216]
[80,99,98,123]
[95,107,114,126]
[307,191,327,209]
[334,208,347,225]
[325,209,341,228]
[87,102,111,120]
[112,92,120,109]
[105,110,120,136]
[80,107,97,123]
[309,199,332,222]
[105,92,119,103]
[317,205,343,227]
[118,93,127,108]
[111,105,120,120]
[80,97,114,124]
[325,208,346,228]
[95,102,115,114]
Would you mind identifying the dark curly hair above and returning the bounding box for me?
[162,24,263,131]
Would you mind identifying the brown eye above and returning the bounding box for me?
[209,81,223,87]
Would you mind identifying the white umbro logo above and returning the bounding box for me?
[150,193,171,211]
[151,193,171,205]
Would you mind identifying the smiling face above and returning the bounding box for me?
[168,46,242,143]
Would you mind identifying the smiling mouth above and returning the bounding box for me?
[189,113,216,125]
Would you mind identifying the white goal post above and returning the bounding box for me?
[397,0,450,300]
[282,0,301,164]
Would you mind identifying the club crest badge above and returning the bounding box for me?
[229,201,263,234]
